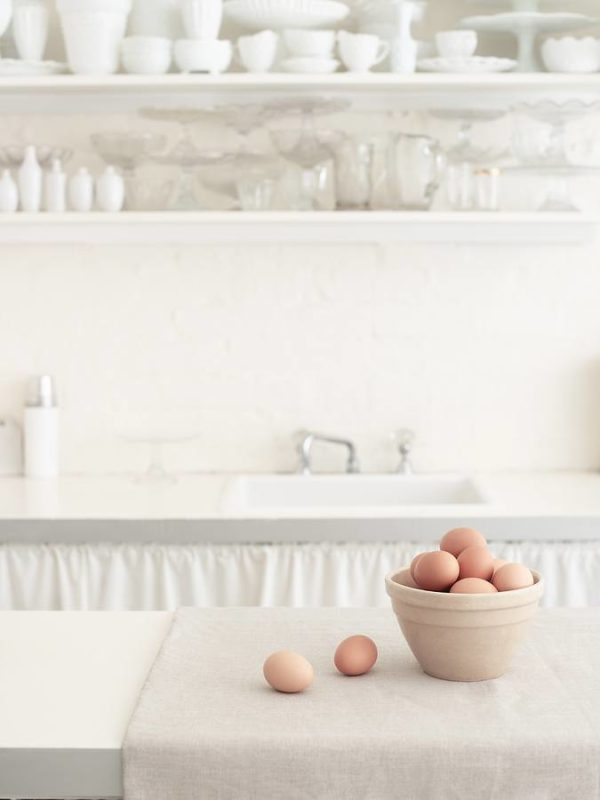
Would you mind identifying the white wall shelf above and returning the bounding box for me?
[2,73,600,114]
[0,212,594,245]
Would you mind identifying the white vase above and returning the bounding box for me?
[18,145,42,212]
[44,158,67,213]
[58,0,132,74]
[181,0,222,40]
[68,167,94,212]
[0,169,18,213]
[12,0,49,62]
[128,0,181,38]
[0,0,12,39]
[96,165,125,212]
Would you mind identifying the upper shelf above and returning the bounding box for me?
[3,73,600,114]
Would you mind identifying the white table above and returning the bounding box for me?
[0,611,171,799]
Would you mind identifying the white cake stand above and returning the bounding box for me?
[460,12,599,72]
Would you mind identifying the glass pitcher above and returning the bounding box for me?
[387,132,442,210]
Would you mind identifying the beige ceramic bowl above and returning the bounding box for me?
[386,567,543,682]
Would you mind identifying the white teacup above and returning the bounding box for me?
[435,30,477,58]
[236,30,278,73]
[337,31,389,73]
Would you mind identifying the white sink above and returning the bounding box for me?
[222,474,487,513]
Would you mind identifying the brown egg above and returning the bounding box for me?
[492,558,508,575]
[410,552,426,580]
[414,550,459,592]
[492,563,534,592]
[450,578,498,594]
[263,651,314,693]
[457,545,494,581]
[440,527,487,557]
[334,635,378,676]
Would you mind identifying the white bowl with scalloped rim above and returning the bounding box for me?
[541,36,600,74]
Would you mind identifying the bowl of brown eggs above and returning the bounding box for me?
[385,527,543,682]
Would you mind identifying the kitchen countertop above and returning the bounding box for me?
[0,471,599,542]
[0,610,172,799]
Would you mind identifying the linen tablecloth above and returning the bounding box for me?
[124,607,600,800]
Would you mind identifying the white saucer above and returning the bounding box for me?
[417,56,517,73]
[281,56,339,73]
[0,59,68,76]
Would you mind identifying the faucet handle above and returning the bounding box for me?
[293,429,312,474]
[392,428,414,474]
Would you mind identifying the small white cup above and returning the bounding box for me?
[337,31,389,73]
[236,30,278,73]
[435,30,478,59]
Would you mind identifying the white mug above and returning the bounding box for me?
[181,0,223,40]
[338,31,389,73]
[236,30,278,73]
[435,30,478,59]
[12,1,49,62]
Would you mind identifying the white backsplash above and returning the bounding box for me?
[1,238,599,474]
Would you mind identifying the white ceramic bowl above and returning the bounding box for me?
[542,36,600,74]
[121,37,172,73]
[224,0,349,30]
[174,38,232,73]
[283,28,336,57]
[386,567,543,682]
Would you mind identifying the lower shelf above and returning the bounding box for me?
[0,211,594,245]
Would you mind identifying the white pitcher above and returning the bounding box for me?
[387,133,442,210]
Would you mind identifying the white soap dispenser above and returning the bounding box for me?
[44,158,67,213]
[0,169,18,212]
[96,165,125,212]
[18,145,42,212]
[24,375,59,479]
[68,167,94,212]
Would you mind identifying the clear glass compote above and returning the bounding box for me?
[90,132,166,210]
[139,108,223,210]
[512,100,600,168]
[151,141,239,210]
[116,416,201,485]
[184,103,273,151]
[509,100,600,212]
[429,109,507,210]
[270,128,341,211]
[200,150,282,208]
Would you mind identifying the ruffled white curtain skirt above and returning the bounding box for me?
[0,541,597,610]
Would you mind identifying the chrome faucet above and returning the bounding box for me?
[393,428,414,475]
[295,431,360,476]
